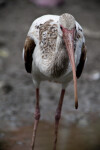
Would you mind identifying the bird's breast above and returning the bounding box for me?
[33,19,69,79]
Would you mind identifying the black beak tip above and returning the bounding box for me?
[75,102,78,109]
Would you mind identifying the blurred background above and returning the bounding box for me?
[0,0,100,150]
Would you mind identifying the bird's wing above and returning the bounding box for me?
[23,36,36,73]
[76,42,87,78]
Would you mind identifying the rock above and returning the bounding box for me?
[0,41,6,47]
[0,49,9,58]
[0,81,13,94]
[90,72,100,81]
[16,141,23,145]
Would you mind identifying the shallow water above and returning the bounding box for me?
[0,120,100,150]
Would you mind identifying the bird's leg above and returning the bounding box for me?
[53,89,65,150]
[31,88,40,150]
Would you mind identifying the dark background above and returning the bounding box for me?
[0,0,100,150]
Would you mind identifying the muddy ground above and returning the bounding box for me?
[0,0,100,150]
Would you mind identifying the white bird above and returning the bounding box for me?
[23,13,87,150]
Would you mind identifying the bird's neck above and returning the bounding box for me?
[48,38,69,78]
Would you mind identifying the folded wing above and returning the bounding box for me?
[76,43,87,78]
[24,36,36,73]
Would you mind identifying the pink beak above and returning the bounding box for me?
[62,26,78,109]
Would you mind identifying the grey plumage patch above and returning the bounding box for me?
[60,13,75,30]
[50,39,69,78]
[51,50,69,78]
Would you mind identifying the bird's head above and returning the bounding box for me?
[59,13,78,109]
[59,13,76,30]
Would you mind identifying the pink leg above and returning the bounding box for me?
[31,88,40,150]
[53,89,65,150]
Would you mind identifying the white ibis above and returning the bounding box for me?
[23,13,87,150]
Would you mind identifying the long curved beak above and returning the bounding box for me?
[62,26,78,109]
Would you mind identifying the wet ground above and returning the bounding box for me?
[1,121,100,150]
[0,0,100,149]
